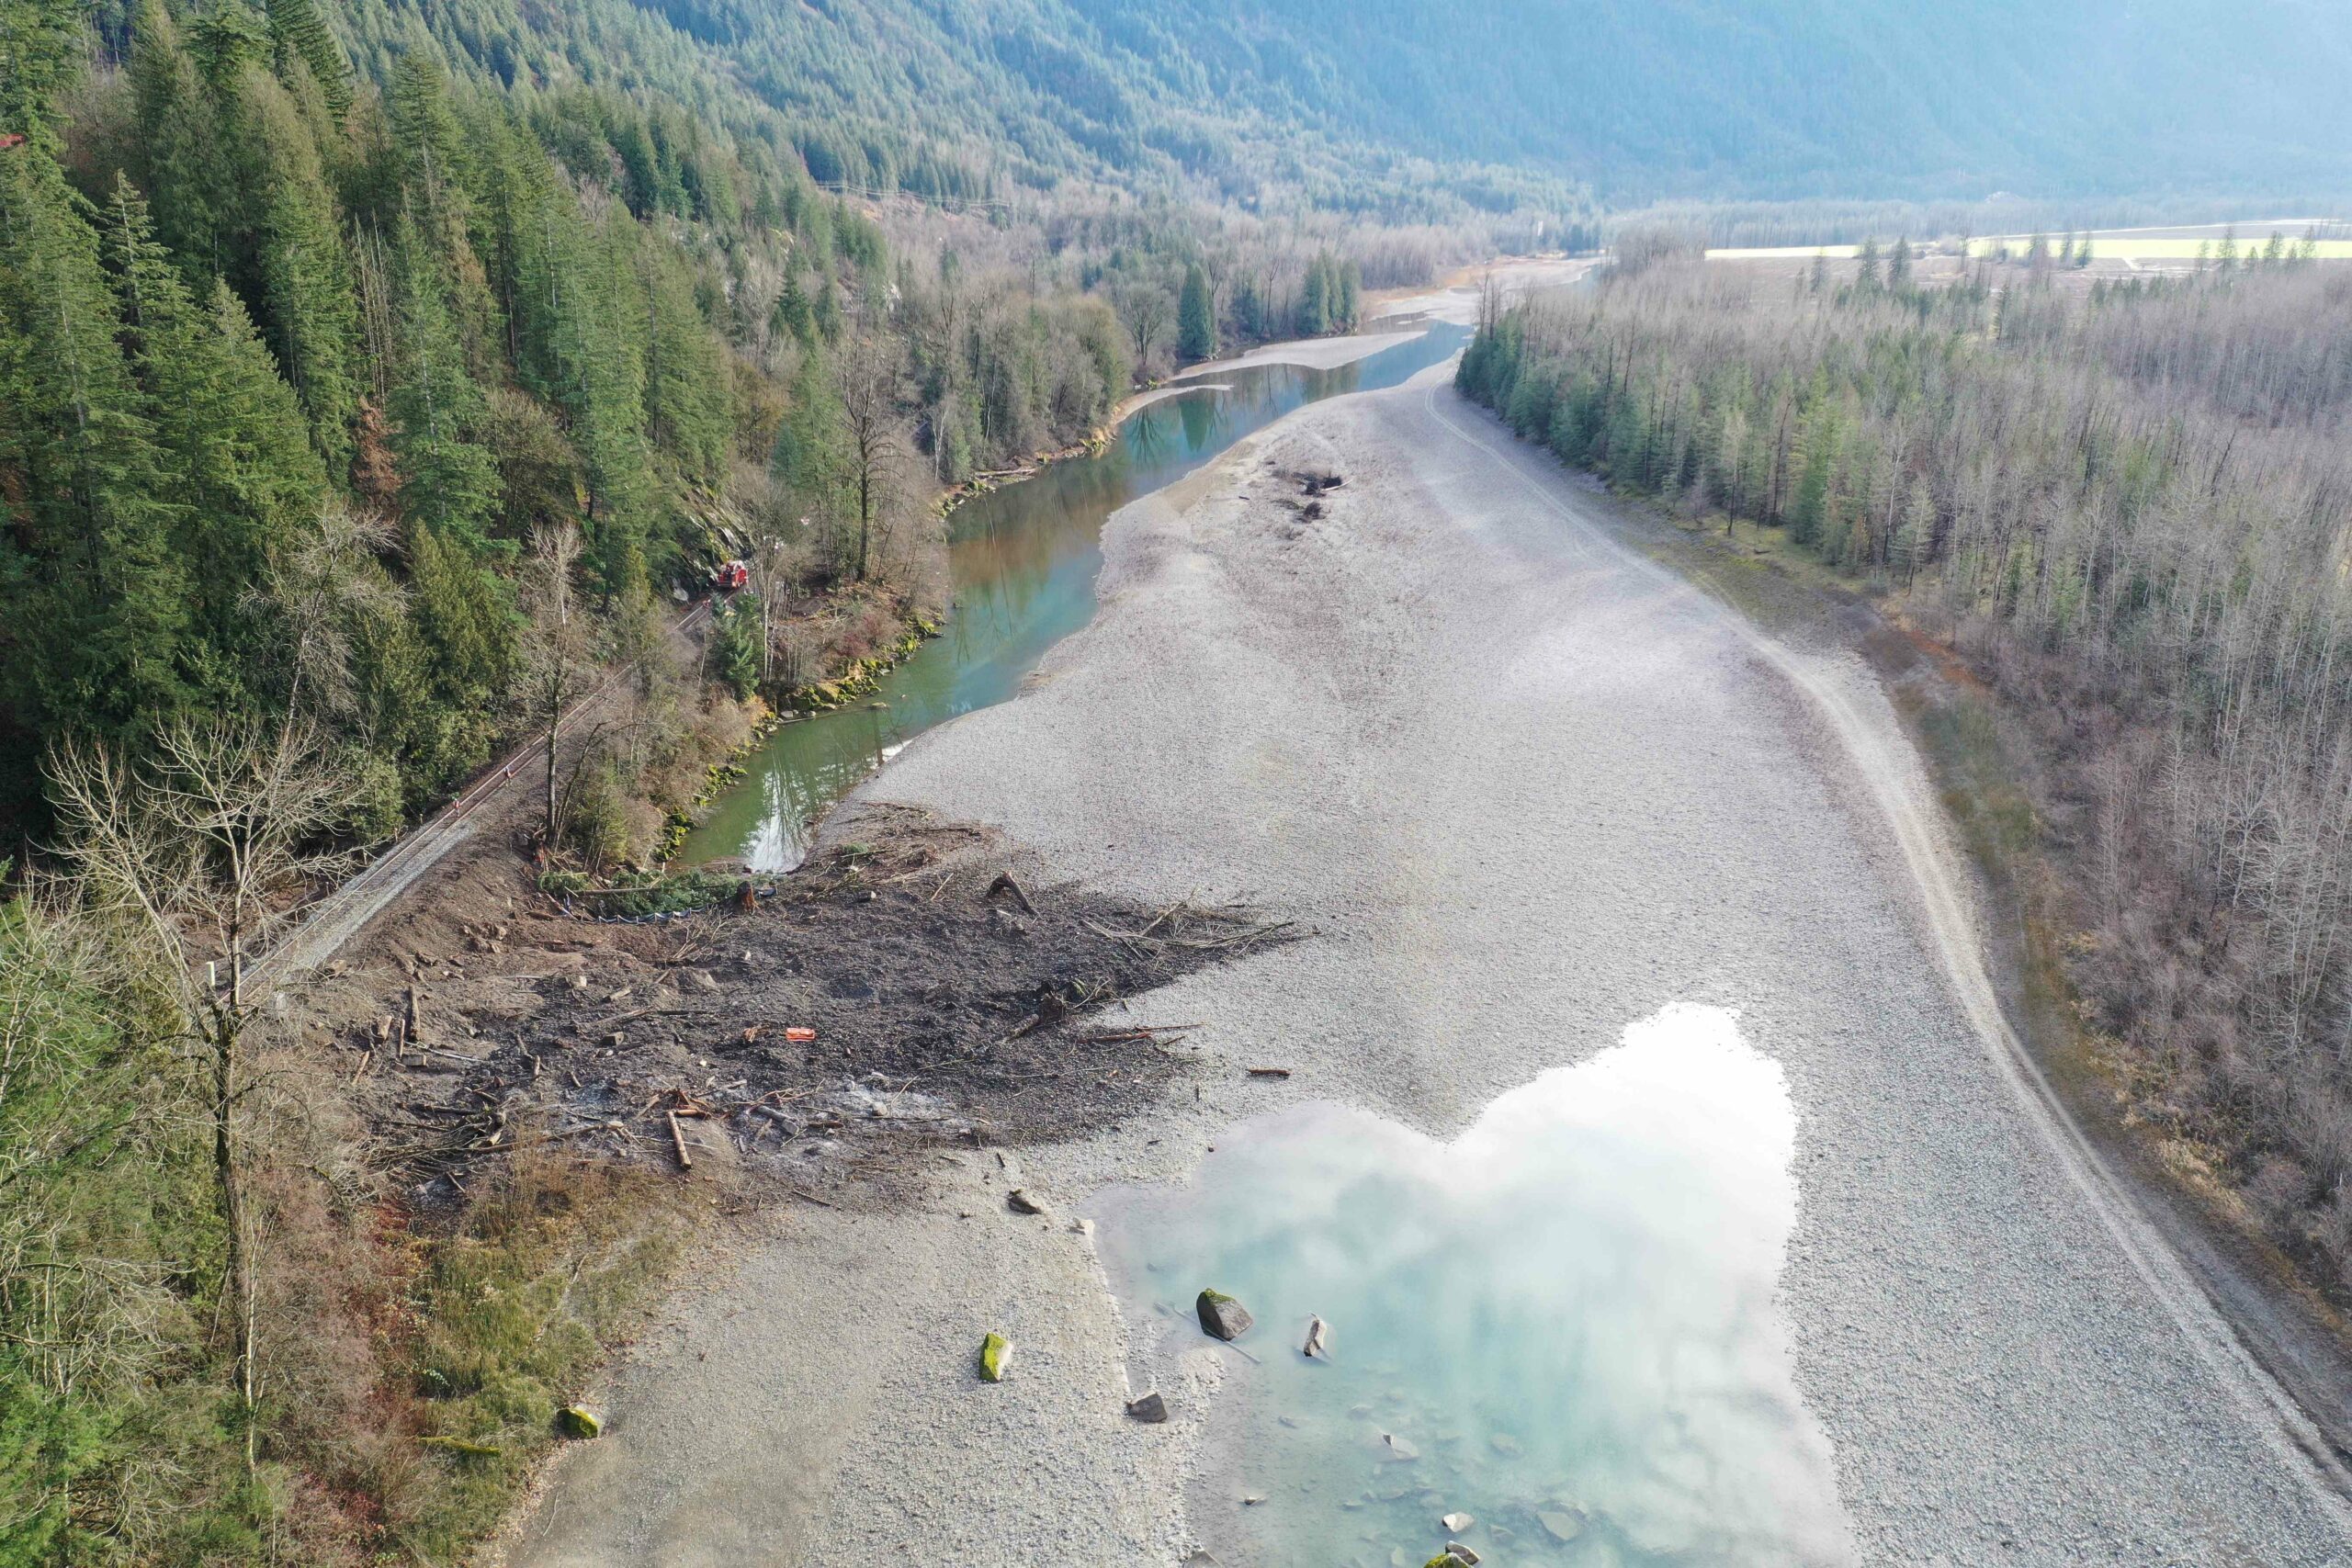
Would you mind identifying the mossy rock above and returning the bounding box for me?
[978,1332,1012,1382]
[1423,1555,1470,1568]
[557,1405,602,1439]
[1195,1288,1253,1340]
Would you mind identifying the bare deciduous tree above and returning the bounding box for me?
[1113,274,1174,368]
[247,500,401,718]
[519,522,593,847]
[835,333,908,582]
[47,717,362,1472]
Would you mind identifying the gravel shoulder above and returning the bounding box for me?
[503,367,2352,1566]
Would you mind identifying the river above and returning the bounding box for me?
[678,321,1472,871]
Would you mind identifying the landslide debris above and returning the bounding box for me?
[327,806,1295,1204]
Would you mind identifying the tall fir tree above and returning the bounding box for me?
[638,236,730,490]
[1297,254,1330,336]
[263,0,352,119]
[1178,262,1215,361]
[387,213,500,549]
[104,177,325,697]
[0,152,192,751]
[128,0,236,281]
[245,72,361,471]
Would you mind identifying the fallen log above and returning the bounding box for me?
[984,870,1036,915]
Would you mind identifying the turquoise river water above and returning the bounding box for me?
[1092,1006,1851,1568]
[679,321,1472,871]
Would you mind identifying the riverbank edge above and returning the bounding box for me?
[1586,491,2352,1461]
[664,314,1499,871]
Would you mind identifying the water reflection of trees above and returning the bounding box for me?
[689,323,1472,871]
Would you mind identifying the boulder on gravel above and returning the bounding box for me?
[1125,1391,1169,1423]
[1196,1288,1254,1340]
[1007,1188,1049,1216]
[978,1332,1012,1382]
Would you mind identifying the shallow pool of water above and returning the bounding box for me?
[680,321,1472,871]
[1091,1005,1851,1568]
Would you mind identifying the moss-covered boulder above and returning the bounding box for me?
[1195,1288,1253,1341]
[557,1405,601,1439]
[978,1332,1012,1382]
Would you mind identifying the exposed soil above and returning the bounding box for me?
[301,805,1295,1209]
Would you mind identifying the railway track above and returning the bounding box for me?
[250,601,713,990]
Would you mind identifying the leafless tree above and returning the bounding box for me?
[1480,259,2352,1298]
[835,333,908,582]
[740,496,806,682]
[1113,275,1175,367]
[248,500,401,718]
[519,522,593,846]
[47,717,362,1472]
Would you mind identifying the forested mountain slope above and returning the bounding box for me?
[1077,0,2352,200]
[514,0,2352,205]
[323,0,1584,218]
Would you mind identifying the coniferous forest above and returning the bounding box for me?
[0,1,1488,1554]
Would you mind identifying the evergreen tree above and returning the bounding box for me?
[1178,261,1216,361]
[775,345,848,564]
[1230,272,1265,341]
[0,0,84,156]
[387,214,500,549]
[771,268,816,345]
[1334,258,1361,331]
[0,153,192,748]
[1787,379,1842,548]
[386,54,495,361]
[1887,235,1912,290]
[245,73,361,470]
[264,0,352,119]
[511,179,653,590]
[104,178,324,694]
[639,237,730,489]
[1298,254,1330,336]
[128,0,236,281]
[401,515,513,784]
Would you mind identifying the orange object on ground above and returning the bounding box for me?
[784,1026,817,1043]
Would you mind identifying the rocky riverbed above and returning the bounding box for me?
[501,349,2352,1566]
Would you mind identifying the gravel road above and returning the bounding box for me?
[503,365,2352,1566]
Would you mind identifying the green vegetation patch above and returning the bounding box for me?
[538,867,749,918]
[400,1156,699,1557]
